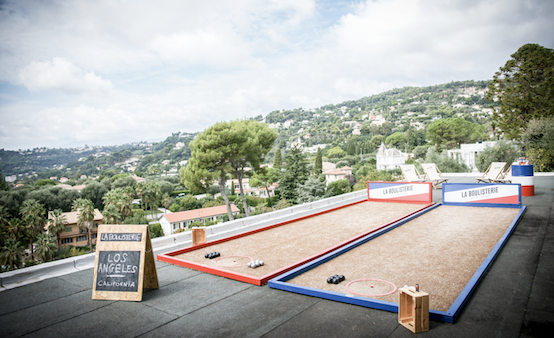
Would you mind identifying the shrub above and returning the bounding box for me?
[326,179,351,197]
[474,141,519,172]
[424,147,469,173]
[149,223,164,238]
[203,199,224,208]
[522,117,554,171]
[123,214,149,225]
[245,195,265,207]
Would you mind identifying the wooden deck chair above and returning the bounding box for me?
[493,163,513,183]
[476,162,507,183]
[400,164,426,183]
[421,163,449,190]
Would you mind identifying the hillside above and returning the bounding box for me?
[1,80,493,182]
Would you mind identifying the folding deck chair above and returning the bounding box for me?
[421,163,449,190]
[399,164,426,183]
[477,162,508,183]
[495,163,514,183]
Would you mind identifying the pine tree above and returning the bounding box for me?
[487,43,554,139]
[273,148,282,170]
[279,146,309,203]
[314,148,322,175]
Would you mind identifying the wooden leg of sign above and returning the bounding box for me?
[143,227,159,290]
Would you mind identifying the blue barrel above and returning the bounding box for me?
[512,165,534,196]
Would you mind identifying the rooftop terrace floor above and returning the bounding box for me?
[1,176,553,337]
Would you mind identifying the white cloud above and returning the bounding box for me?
[17,58,113,95]
[150,30,255,68]
[0,0,553,150]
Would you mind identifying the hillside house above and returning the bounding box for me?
[323,166,353,186]
[159,204,240,235]
[376,144,406,170]
[322,162,336,173]
[226,178,277,198]
[46,209,104,248]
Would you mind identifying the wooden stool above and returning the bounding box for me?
[192,227,206,246]
[398,285,429,333]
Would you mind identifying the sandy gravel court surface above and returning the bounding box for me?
[287,205,521,312]
[171,201,429,278]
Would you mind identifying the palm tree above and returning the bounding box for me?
[6,218,25,245]
[20,199,46,260]
[35,233,58,262]
[103,188,133,221]
[0,237,25,270]
[72,198,96,252]
[102,204,122,224]
[47,209,68,247]
[161,193,172,214]
[135,182,145,211]
[0,205,9,228]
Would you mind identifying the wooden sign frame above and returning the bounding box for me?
[92,224,159,301]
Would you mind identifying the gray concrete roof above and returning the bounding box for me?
[1,176,553,337]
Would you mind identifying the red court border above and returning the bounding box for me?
[158,183,434,286]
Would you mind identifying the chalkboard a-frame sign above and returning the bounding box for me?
[92,224,159,301]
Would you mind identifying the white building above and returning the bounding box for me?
[447,141,497,172]
[376,144,407,170]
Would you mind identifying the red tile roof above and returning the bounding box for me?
[164,204,240,223]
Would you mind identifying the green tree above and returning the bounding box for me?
[20,199,46,260]
[182,123,235,221]
[522,116,554,171]
[34,179,57,187]
[72,198,96,252]
[327,179,351,197]
[227,120,277,217]
[296,177,327,203]
[149,223,164,238]
[385,132,407,149]
[0,168,10,191]
[474,141,520,172]
[179,194,200,211]
[81,182,108,208]
[314,148,323,175]
[47,209,68,247]
[112,176,136,190]
[369,135,385,150]
[0,237,25,270]
[487,43,554,139]
[160,193,172,213]
[35,233,57,262]
[6,218,25,241]
[273,148,282,170]
[102,204,122,224]
[249,167,280,198]
[103,188,133,220]
[412,146,428,159]
[279,146,309,203]
[327,146,346,158]
[427,117,484,148]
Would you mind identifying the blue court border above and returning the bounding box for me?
[268,201,527,323]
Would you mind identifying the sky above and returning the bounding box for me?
[1,0,553,151]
